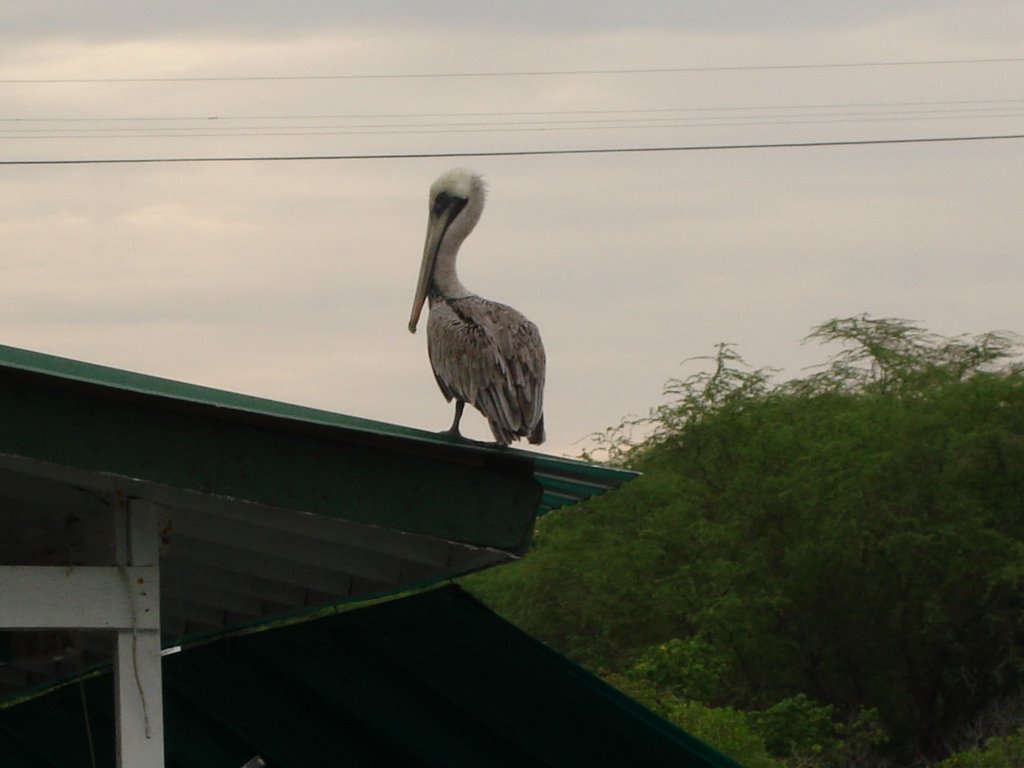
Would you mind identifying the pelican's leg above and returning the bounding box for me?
[445,400,466,438]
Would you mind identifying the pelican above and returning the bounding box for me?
[408,168,546,445]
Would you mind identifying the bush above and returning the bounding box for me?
[935,729,1024,768]
[466,317,1024,765]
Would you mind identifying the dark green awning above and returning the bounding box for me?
[0,343,636,700]
[0,585,742,768]
[0,342,635,529]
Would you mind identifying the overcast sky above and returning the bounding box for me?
[1,3,1021,456]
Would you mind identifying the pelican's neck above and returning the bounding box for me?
[431,237,472,300]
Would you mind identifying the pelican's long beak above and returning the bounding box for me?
[408,213,446,333]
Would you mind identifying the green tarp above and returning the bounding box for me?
[0,585,741,767]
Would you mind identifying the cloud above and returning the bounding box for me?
[0,1,983,45]
[1,6,1021,456]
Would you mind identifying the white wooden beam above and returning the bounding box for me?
[0,566,158,629]
[113,499,164,768]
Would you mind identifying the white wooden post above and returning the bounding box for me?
[113,499,164,768]
[0,498,165,764]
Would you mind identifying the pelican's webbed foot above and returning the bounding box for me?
[437,401,508,448]
[439,400,466,440]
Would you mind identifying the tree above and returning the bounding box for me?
[466,316,1024,765]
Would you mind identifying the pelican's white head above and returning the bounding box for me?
[430,167,482,201]
[427,168,486,244]
[408,168,487,333]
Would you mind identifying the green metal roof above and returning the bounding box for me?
[0,343,637,698]
[0,585,741,768]
[0,342,634,523]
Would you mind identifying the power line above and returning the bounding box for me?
[2,99,1019,140]
[4,97,1022,124]
[3,133,1022,166]
[3,57,1022,84]
[3,111,1020,140]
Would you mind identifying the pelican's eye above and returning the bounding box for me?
[432,192,464,217]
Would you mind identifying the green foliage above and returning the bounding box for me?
[935,729,1024,768]
[753,695,841,761]
[605,671,784,768]
[803,316,1022,395]
[630,637,729,702]
[604,657,887,768]
[749,694,888,768]
[465,316,1024,766]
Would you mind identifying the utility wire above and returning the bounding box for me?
[3,57,1022,84]
[3,133,1022,166]
[4,98,1022,125]
[3,100,1019,140]
[4,111,1021,140]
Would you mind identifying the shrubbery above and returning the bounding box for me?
[467,317,1024,766]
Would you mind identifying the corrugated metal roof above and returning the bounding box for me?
[0,586,740,768]
[0,343,635,516]
[0,343,637,699]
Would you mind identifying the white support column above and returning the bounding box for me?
[113,499,165,768]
